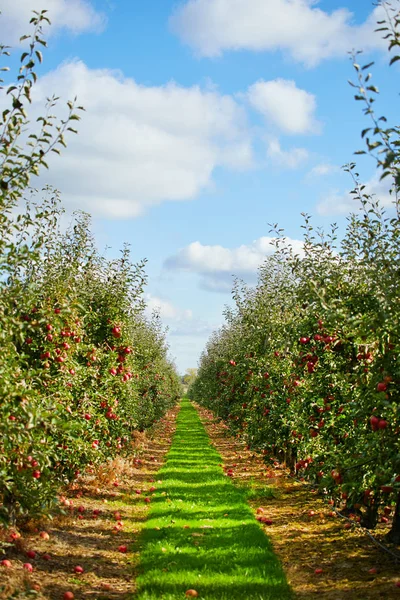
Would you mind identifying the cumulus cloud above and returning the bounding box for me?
[267,138,309,169]
[170,0,386,67]
[146,294,193,321]
[316,173,395,216]
[27,61,253,218]
[248,79,320,134]
[164,236,304,292]
[307,163,339,177]
[0,0,105,45]
[145,294,214,337]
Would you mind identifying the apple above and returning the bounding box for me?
[42,554,51,561]
[378,419,388,429]
[381,516,389,523]
[74,565,84,574]
[112,326,121,338]
[23,563,33,572]
[118,545,127,553]
[369,415,380,430]
[368,567,377,574]
[1,560,12,568]
[377,382,387,392]
[314,568,323,574]
[63,593,74,600]
[39,531,49,540]
[26,550,36,559]
[185,591,199,598]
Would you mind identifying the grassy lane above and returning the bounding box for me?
[134,399,292,600]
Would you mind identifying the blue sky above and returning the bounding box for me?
[0,0,397,373]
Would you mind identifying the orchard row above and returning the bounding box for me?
[190,194,400,542]
[0,13,181,525]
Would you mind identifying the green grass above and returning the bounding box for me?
[133,399,292,600]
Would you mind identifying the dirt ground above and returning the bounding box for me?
[0,407,178,600]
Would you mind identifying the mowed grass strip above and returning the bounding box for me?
[134,398,292,600]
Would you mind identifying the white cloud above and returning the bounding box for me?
[267,137,309,169]
[145,294,214,337]
[144,294,217,371]
[146,294,193,321]
[164,236,304,292]
[248,79,320,134]
[27,61,253,218]
[0,0,105,45]
[316,173,395,216]
[170,0,386,67]
[308,163,339,177]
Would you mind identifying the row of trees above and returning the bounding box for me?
[190,2,400,542]
[0,12,182,524]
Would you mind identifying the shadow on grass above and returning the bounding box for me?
[133,400,293,600]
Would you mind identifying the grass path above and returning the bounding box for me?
[134,398,292,600]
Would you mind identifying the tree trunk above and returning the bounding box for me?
[361,501,379,529]
[3,490,17,527]
[385,492,400,545]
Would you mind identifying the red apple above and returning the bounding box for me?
[1,559,12,568]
